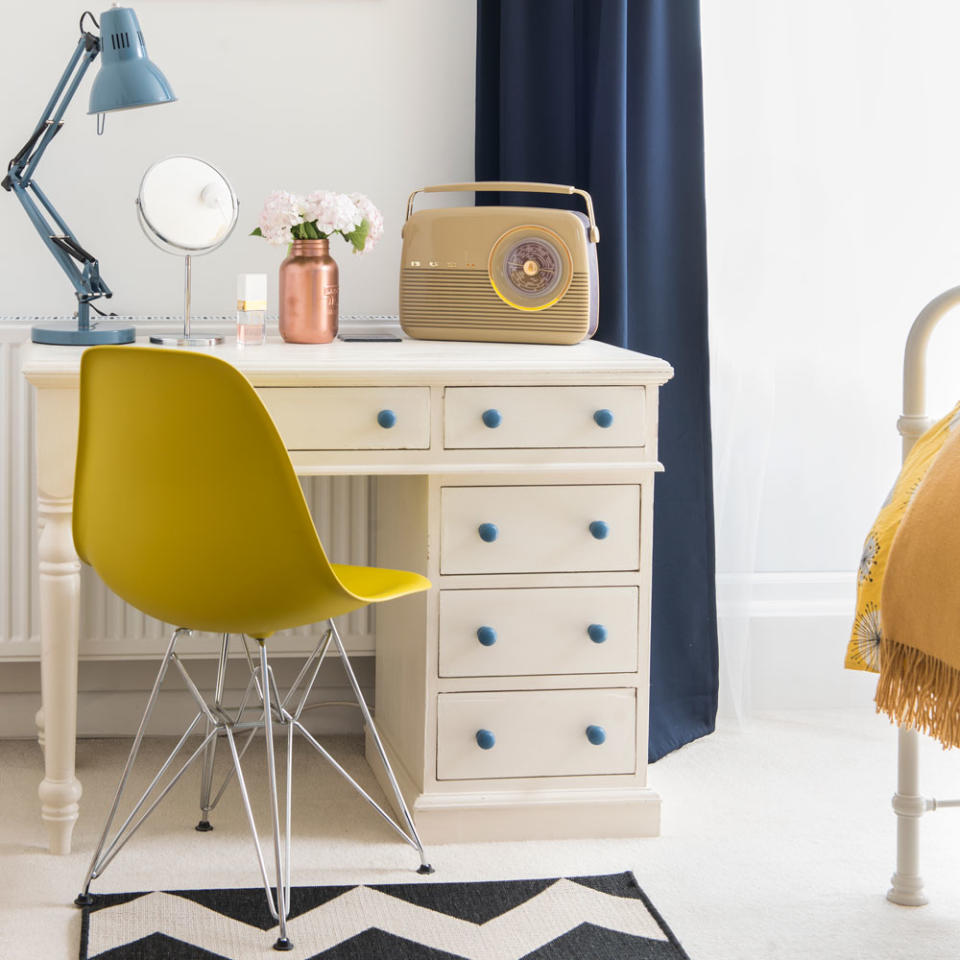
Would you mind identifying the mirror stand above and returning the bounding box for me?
[149,255,224,346]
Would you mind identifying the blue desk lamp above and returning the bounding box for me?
[2,5,175,345]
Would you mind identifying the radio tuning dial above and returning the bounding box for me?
[488,224,573,312]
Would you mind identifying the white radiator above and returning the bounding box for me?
[0,319,375,662]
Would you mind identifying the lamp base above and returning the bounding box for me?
[32,322,135,346]
[149,333,225,347]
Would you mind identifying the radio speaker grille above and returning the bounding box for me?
[400,268,590,344]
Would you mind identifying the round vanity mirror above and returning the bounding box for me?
[136,156,239,345]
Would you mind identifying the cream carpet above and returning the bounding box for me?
[2,709,959,960]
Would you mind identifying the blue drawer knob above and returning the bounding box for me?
[586,724,607,746]
[377,409,397,429]
[478,522,499,543]
[589,520,610,540]
[481,408,502,428]
[476,729,496,750]
[593,408,614,428]
[476,626,497,646]
[587,623,607,644]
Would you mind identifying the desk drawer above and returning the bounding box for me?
[440,485,641,574]
[438,587,639,677]
[444,386,645,449]
[436,688,636,780]
[257,387,429,449]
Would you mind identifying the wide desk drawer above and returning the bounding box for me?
[440,485,641,574]
[444,386,645,449]
[258,387,429,449]
[438,586,639,677]
[436,688,637,780]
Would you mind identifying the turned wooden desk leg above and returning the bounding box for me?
[37,493,83,854]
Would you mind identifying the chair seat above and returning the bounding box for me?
[331,563,431,604]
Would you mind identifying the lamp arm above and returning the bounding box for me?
[2,28,111,323]
[3,33,96,189]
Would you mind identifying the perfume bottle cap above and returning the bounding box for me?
[237,273,267,310]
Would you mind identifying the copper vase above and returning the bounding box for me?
[278,238,339,343]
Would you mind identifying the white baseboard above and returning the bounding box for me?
[716,571,877,716]
[0,656,371,740]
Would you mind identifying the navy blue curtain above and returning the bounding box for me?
[475,0,717,761]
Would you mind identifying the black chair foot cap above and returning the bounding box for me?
[273,937,294,951]
[74,893,94,908]
[195,820,213,832]
[417,863,435,875]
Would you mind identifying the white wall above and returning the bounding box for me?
[703,0,960,713]
[0,0,476,318]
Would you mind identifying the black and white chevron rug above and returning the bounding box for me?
[78,872,690,959]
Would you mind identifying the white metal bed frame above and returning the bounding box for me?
[888,287,960,906]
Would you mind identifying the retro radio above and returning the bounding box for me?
[399,181,599,345]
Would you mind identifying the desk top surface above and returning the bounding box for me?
[21,334,674,387]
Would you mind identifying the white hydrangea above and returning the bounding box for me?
[348,192,384,254]
[255,189,383,252]
[301,190,362,237]
[257,190,301,246]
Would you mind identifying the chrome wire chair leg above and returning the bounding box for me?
[77,620,431,944]
[205,668,264,815]
[87,722,217,881]
[222,724,280,914]
[196,718,217,832]
[291,719,420,847]
[259,640,294,951]
[328,620,433,875]
[76,627,186,906]
[197,633,230,832]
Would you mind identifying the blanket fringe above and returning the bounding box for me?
[876,638,960,750]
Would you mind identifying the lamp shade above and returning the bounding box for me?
[88,6,175,114]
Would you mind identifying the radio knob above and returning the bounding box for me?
[481,408,502,429]
[593,409,614,428]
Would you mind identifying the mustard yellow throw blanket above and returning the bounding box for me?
[877,424,960,748]
[847,401,960,674]
[847,401,960,748]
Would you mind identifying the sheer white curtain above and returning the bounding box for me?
[710,346,776,724]
[701,0,960,721]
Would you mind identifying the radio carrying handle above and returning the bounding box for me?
[405,181,599,243]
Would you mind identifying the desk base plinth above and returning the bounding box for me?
[365,729,660,844]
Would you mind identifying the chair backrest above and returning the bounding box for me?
[74,346,351,636]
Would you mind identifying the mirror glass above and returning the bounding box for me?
[137,156,238,254]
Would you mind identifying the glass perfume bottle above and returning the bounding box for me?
[237,273,267,346]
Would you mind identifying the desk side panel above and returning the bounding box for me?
[374,474,432,790]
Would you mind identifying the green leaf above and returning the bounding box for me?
[345,218,370,253]
[250,226,263,237]
[304,220,320,240]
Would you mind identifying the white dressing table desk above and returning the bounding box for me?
[22,335,673,855]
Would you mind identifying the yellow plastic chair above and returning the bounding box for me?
[74,346,432,951]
